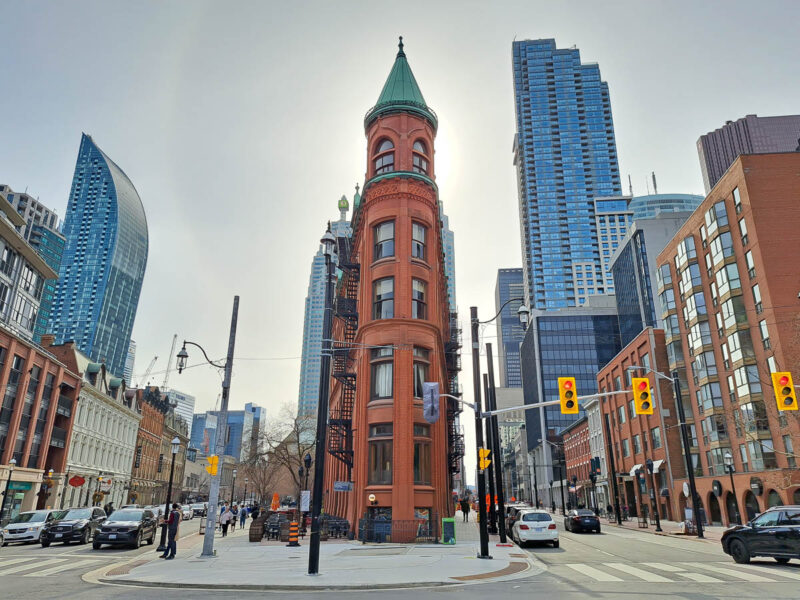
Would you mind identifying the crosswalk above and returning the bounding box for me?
[0,555,107,577]
[555,561,800,584]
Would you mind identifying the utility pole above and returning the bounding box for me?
[672,371,703,538]
[470,306,491,559]
[485,343,507,543]
[483,375,498,535]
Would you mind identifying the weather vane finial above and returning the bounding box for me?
[398,36,405,56]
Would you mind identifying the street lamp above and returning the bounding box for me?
[724,452,741,525]
[309,226,336,576]
[243,478,248,507]
[645,458,663,532]
[177,296,239,558]
[303,453,312,491]
[628,365,703,539]
[230,469,238,505]
[1,458,17,521]
[157,437,181,552]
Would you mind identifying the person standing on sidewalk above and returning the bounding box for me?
[239,505,247,530]
[220,507,232,537]
[161,503,181,559]
[230,505,238,531]
[459,498,471,522]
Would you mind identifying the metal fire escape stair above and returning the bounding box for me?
[445,312,464,474]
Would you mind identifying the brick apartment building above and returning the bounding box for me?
[655,153,800,525]
[596,327,685,522]
[129,386,170,506]
[561,417,593,509]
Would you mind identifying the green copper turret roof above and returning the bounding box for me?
[365,37,437,131]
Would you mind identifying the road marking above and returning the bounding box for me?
[25,558,100,577]
[0,558,67,576]
[0,557,36,568]
[677,571,723,583]
[687,562,776,582]
[731,562,800,581]
[641,562,685,572]
[604,562,672,582]
[564,563,623,582]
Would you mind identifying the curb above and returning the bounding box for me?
[607,522,717,543]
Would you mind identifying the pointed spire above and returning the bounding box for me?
[365,37,437,131]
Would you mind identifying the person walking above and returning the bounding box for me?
[218,502,228,531]
[160,503,181,559]
[103,501,114,516]
[459,498,471,522]
[239,505,247,530]
[220,507,232,537]
[230,504,238,531]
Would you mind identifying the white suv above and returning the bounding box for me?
[511,509,559,548]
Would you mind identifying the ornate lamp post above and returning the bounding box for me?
[724,452,741,525]
[243,478,248,506]
[157,437,181,552]
[230,469,238,505]
[1,458,17,522]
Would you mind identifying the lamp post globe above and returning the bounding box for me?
[176,345,189,373]
[516,304,530,329]
[320,229,336,256]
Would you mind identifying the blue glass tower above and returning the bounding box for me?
[495,268,525,387]
[512,39,622,309]
[50,134,148,377]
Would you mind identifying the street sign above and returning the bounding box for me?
[300,490,310,511]
[100,478,112,492]
[682,482,690,497]
[422,382,440,424]
[333,481,353,492]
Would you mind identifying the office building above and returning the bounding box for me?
[697,114,800,192]
[441,211,456,311]
[164,388,195,438]
[0,185,66,343]
[512,39,622,309]
[628,193,704,220]
[323,39,462,529]
[495,268,525,387]
[189,407,257,461]
[123,339,136,384]
[592,196,633,295]
[656,152,800,520]
[50,134,148,377]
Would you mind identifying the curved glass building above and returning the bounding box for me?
[628,193,703,220]
[50,134,148,378]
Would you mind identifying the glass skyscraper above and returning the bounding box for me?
[440,210,456,311]
[50,134,148,377]
[495,268,525,388]
[512,39,622,309]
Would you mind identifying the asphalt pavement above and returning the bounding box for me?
[2,516,799,599]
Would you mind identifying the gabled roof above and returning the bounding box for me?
[365,37,437,131]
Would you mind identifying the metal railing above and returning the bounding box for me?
[358,516,439,544]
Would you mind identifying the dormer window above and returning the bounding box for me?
[374,139,395,175]
[412,140,429,175]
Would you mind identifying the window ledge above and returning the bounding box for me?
[410,258,431,270]
[371,257,398,269]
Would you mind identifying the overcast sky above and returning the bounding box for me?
[2,0,799,482]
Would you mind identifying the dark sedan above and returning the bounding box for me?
[93,508,158,550]
[722,505,800,564]
[41,507,106,547]
[564,509,601,533]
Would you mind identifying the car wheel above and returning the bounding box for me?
[552,540,559,548]
[130,531,142,549]
[41,541,50,548]
[147,529,156,545]
[775,557,791,564]
[80,529,90,545]
[730,539,751,564]
[92,542,101,550]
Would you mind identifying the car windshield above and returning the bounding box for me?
[108,510,143,521]
[522,512,552,522]
[576,510,595,516]
[9,511,49,523]
[63,509,92,520]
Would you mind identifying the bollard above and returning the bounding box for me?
[287,521,300,547]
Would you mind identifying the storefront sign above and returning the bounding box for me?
[333,481,353,492]
[69,475,86,487]
[749,477,764,496]
[8,481,32,491]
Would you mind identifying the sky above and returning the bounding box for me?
[2,0,799,482]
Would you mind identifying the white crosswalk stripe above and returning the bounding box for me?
[641,562,685,572]
[556,560,800,584]
[686,562,776,582]
[24,558,101,577]
[0,558,67,576]
[730,562,800,581]
[564,563,623,582]
[604,563,671,582]
[0,557,38,569]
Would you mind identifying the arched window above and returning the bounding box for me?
[374,139,395,175]
[412,140,429,175]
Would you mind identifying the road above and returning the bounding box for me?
[1,518,799,599]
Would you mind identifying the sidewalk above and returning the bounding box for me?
[604,515,726,543]
[90,511,541,591]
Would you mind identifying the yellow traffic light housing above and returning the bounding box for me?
[632,377,653,415]
[205,454,219,476]
[559,377,578,414]
[772,372,797,411]
[478,448,492,470]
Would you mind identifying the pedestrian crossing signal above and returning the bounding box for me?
[205,454,219,475]
[772,372,797,411]
[479,448,491,470]
[632,377,653,415]
[559,377,578,414]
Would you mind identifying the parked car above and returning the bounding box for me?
[0,529,4,547]
[93,508,158,550]
[511,509,559,548]
[145,505,165,522]
[722,505,800,564]
[191,503,207,517]
[505,503,529,533]
[564,509,601,533]
[41,507,106,547]
[1,510,62,545]
[180,505,193,520]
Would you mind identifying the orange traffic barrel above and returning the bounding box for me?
[287,521,300,547]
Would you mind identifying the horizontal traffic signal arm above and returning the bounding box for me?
[479,390,630,418]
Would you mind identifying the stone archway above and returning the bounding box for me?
[707,493,723,526]
[743,490,760,521]
[725,491,740,525]
[767,489,783,508]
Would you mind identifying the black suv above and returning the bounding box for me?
[41,507,106,547]
[93,508,158,550]
[722,505,800,564]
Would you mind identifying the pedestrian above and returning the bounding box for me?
[230,505,238,531]
[251,503,260,520]
[218,502,228,531]
[551,501,556,513]
[239,505,247,530]
[103,501,114,516]
[220,507,232,537]
[459,498,471,522]
[160,503,181,559]
[607,503,613,517]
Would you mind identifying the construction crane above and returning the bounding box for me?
[162,334,178,389]
[136,356,158,388]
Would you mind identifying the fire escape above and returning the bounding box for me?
[327,234,359,477]
[445,312,464,475]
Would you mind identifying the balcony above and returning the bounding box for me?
[49,426,67,448]
[56,395,72,418]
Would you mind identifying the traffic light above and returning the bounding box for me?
[478,448,491,470]
[632,377,653,415]
[205,454,219,476]
[772,372,797,411]
[558,377,578,414]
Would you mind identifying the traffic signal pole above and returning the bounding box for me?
[485,343,507,544]
[483,374,498,535]
[470,307,491,559]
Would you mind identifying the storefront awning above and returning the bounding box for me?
[651,459,664,472]
[629,464,643,477]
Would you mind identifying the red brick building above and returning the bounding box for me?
[655,153,800,525]
[596,328,685,522]
[561,417,592,509]
[129,387,169,506]
[323,40,460,534]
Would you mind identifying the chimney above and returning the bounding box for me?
[40,334,55,348]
